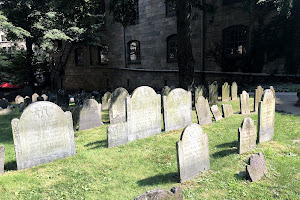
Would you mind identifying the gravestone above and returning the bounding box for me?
[19,102,26,112]
[57,89,69,111]
[109,87,129,124]
[135,186,183,200]
[16,96,24,104]
[126,86,161,141]
[195,96,212,126]
[246,152,268,182]
[11,101,76,170]
[231,82,238,101]
[107,122,128,148]
[102,92,112,110]
[0,106,13,115]
[163,88,192,132]
[177,123,210,182]
[258,89,275,143]
[254,86,264,112]
[0,145,4,175]
[78,99,103,131]
[161,86,171,97]
[210,105,223,121]
[22,86,33,97]
[296,91,300,106]
[0,99,9,109]
[222,82,230,102]
[222,104,233,118]
[270,86,276,99]
[238,118,257,154]
[240,91,250,115]
[209,81,218,104]
[195,85,208,101]
[32,93,39,102]
[41,94,48,101]
[70,106,81,131]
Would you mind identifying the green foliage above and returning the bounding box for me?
[109,0,138,27]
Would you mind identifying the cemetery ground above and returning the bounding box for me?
[0,98,299,199]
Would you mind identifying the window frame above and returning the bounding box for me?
[75,47,84,66]
[166,34,178,63]
[127,40,141,64]
[98,45,109,65]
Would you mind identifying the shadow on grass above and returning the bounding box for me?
[84,140,107,149]
[212,148,237,158]
[234,171,246,181]
[137,172,179,186]
[5,160,17,170]
[216,141,237,149]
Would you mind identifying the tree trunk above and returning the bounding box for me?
[25,38,35,87]
[176,0,195,89]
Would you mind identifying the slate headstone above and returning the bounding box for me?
[109,87,129,124]
[222,82,230,102]
[102,92,112,110]
[0,145,4,175]
[231,82,238,101]
[246,152,268,182]
[23,86,33,97]
[195,85,208,101]
[78,99,103,131]
[0,99,9,109]
[57,89,69,111]
[211,105,223,121]
[209,81,218,104]
[254,86,264,112]
[240,91,250,115]
[70,106,81,131]
[107,122,128,148]
[222,104,233,118]
[195,96,212,126]
[135,186,183,200]
[238,117,257,154]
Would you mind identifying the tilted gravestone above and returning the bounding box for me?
[246,152,268,182]
[109,87,129,124]
[126,86,161,141]
[222,82,230,102]
[231,82,238,101]
[22,86,33,97]
[254,86,264,112]
[0,145,4,175]
[258,89,275,143]
[240,91,250,115]
[209,81,218,104]
[270,86,276,99]
[135,186,183,200]
[222,104,233,118]
[211,105,223,121]
[11,101,76,170]
[78,99,103,131]
[238,118,257,154]
[195,96,212,126]
[32,93,39,102]
[177,123,210,182]
[107,122,128,148]
[102,92,112,110]
[163,88,192,132]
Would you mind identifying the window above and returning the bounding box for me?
[223,25,249,57]
[98,45,109,64]
[223,0,244,5]
[167,34,178,62]
[75,48,84,65]
[166,0,176,17]
[128,40,141,64]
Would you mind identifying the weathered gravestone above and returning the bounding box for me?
[238,118,257,154]
[246,152,268,182]
[22,86,33,97]
[270,86,276,99]
[109,87,129,124]
[0,145,4,175]
[126,86,161,141]
[240,91,250,115]
[195,96,212,126]
[11,101,76,170]
[254,86,264,112]
[32,93,39,102]
[209,81,218,104]
[70,106,81,131]
[78,99,103,131]
[222,82,230,102]
[258,89,275,143]
[210,105,223,121]
[16,96,24,104]
[107,122,128,148]
[135,186,183,200]
[163,88,192,132]
[195,85,208,101]
[177,123,210,182]
[41,94,48,101]
[102,92,112,110]
[161,86,171,97]
[0,99,9,109]
[231,82,238,101]
[222,104,233,118]
[57,89,69,111]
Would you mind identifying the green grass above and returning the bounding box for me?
[0,99,299,199]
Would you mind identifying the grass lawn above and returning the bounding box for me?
[0,98,299,199]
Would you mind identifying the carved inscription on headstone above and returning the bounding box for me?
[102,92,112,110]
[177,123,210,182]
[211,105,223,121]
[238,118,257,154]
[209,81,218,104]
[11,101,76,170]
[222,82,230,102]
[258,89,275,143]
[240,91,250,115]
[109,87,129,124]
[246,152,268,182]
[163,88,192,132]
[195,96,212,126]
[222,104,233,118]
[0,145,4,175]
[254,86,264,112]
[107,122,128,148]
[78,99,103,131]
[231,82,238,101]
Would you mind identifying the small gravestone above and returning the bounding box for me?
[0,99,9,109]
[70,106,81,131]
[254,86,264,112]
[246,152,268,182]
[19,102,26,112]
[209,81,218,104]
[107,122,128,148]
[102,92,112,110]
[41,94,48,101]
[78,99,103,131]
[258,89,275,143]
[177,123,210,182]
[238,118,257,154]
[135,186,183,200]
[15,95,21,103]
[11,101,76,170]
[211,105,223,121]
[32,93,39,102]
[0,145,4,175]
[57,89,69,111]
[222,82,230,102]
[222,104,233,118]
[163,88,192,132]
[109,87,129,124]
[195,85,208,101]
[240,91,250,115]
[231,82,238,101]
[16,96,24,104]
[270,86,276,99]
[195,96,212,126]
[126,86,161,141]
[23,86,33,97]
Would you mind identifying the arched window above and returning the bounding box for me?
[223,25,249,57]
[166,0,176,17]
[98,45,109,64]
[75,48,84,66]
[167,34,178,62]
[127,40,141,64]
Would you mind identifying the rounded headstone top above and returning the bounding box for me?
[131,86,157,98]
[180,123,205,141]
[167,88,189,98]
[262,89,274,101]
